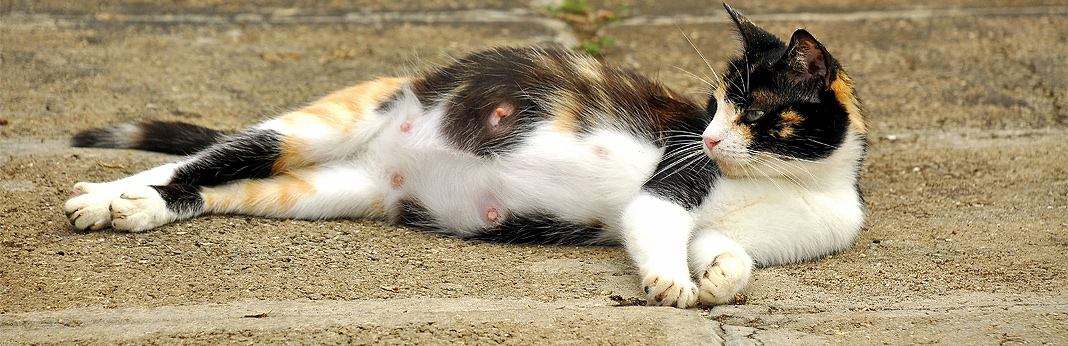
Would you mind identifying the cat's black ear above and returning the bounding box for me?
[782,29,836,90]
[723,3,783,57]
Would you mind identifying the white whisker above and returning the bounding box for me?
[675,24,721,84]
[672,65,715,91]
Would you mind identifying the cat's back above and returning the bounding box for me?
[412,47,704,148]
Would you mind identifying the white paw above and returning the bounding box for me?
[109,186,176,232]
[698,252,752,306]
[65,182,123,231]
[642,272,699,308]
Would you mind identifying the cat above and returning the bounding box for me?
[63,4,866,308]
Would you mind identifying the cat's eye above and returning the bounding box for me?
[744,110,766,123]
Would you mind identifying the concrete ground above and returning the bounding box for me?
[2,0,1066,344]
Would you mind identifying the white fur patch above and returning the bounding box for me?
[64,163,181,231]
[620,193,698,307]
[109,186,178,232]
[691,129,866,267]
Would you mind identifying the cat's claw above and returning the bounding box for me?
[698,252,752,306]
[109,186,176,232]
[642,273,699,308]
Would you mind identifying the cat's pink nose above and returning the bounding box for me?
[703,136,721,149]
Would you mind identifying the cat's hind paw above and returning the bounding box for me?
[642,272,699,308]
[65,182,121,231]
[109,186,177,232]
[698,252,752,306]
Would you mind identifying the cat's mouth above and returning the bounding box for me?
[700,143,743,176]
[702,149,748,177]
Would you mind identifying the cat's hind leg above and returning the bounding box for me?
[104,163,392,232]
[65,126,287,231]
[65,77,412,231]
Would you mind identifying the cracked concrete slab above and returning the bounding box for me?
[2,0,1066,344]
[2,298,722,344]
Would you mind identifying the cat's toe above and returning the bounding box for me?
[71,181,101,196]
[698,252,752,306]
[642,273,699,308]
[66,201,113,231]
[109,186,176,232]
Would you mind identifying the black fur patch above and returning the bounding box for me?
[413,48,556,156]
[643,111,719,209]
[137,121,228,155]
[374,89,404,114]
[71,126,135,150]
[468,214,613,246]
[393,199,436,229]
[748,98,848,161]
[393,197,611,246]
[151,184,204,215]
[169,128,282,186]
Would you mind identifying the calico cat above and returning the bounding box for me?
[64,4,866,308]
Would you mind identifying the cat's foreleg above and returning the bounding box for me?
[688,230,754,306]
[619,193,698,308]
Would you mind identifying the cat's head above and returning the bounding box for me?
[701,4,865,179]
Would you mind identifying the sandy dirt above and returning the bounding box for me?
[2,0,1066,344]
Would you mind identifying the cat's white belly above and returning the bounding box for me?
[495,128,663,228]
[363,106,662,235]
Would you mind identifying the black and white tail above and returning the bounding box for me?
[71,121,228,155]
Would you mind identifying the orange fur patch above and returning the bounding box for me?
[736,122,754,142]
[776,110,802,138]
[780,110,802,126]
[274,136,310,173]
[272,78,409,172]
[830,73,866,134]
[265,173,314,211]
[571,57,604,83]
[204,173,314,215]
[549,91,582,133]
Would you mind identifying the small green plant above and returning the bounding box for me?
[578,37,615,57]
[540,0,628,58]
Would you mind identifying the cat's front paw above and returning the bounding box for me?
[65,182,120,231]
[109,186,177,232]
[698,252,752,306]
[642,272,699,308]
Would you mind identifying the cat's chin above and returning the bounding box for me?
[717,165,751,179]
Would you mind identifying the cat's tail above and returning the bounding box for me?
[71,121,229,155]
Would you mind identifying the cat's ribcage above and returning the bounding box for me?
[205,79,662,235]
